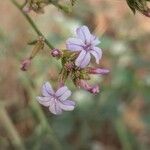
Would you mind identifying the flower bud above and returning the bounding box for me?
[76,79,100,94]
[22,4,31,13]
[89,85,100,94]
[51,49,62,58]
[88,67,109,75]
[143,9,150,17]
[20,58,31,71]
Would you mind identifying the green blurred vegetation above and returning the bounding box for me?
[0,0,150,150]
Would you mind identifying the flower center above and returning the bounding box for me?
[83,43,92,51]
[52,96,58,103]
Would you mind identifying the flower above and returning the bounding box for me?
[36,82,75,115]
[87,67,110,75]
[20,58,31,71]
[77,79,100,94]
[66,26,102,68]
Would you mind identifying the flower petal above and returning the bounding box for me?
[90,47,102,64]
[76,26,91,44]
[96,68,110,74]
[75,50,91,68]
[49,100,62,115]
[91,35,101,45]
[90,51,100,64]
[36,96,51,107]
[75,50,86,66]
[56,86,71,101]
[80,53,91,68]
[56,86,68,96]
[59,90,71,101]
[58,100,75,111]
[42,82,54,97]
[66,38,85,51]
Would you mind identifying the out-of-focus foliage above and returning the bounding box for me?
[0,0,150,150]
[126,0,150,17]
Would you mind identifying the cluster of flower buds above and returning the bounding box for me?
[23,0,49,14]
[21,26,109,115]
[22,0,76,14]
[126,0,150,17]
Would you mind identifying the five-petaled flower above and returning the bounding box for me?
[66,26,102,68]
[37,82,75,115]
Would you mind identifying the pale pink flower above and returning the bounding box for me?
[66,26,102,68]
[37,82,75,115]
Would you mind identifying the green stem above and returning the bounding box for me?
[48,0,71,13]
[11,0,54,50]
[0,104,25,150]
[20,76,62,150]
[114,118,132,150]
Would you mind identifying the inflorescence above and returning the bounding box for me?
[21,25,109,115]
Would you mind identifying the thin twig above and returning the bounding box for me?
[11,0,54,50]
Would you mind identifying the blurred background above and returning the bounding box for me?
[0,0,150,150]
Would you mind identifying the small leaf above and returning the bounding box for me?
[70,0,77,6]
[126,0,150,17]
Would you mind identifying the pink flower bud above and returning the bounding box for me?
[77,79,100,94]
[20,59,31,71]
[143,9,150,17]
[88,67,109,75]
[51,49,62,58]
[89,85,100,94]
[22,4,31,13]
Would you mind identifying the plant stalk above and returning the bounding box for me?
[11,0,54,50]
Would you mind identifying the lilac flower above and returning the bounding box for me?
[66,26,102,68]
[36,82,75,115]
